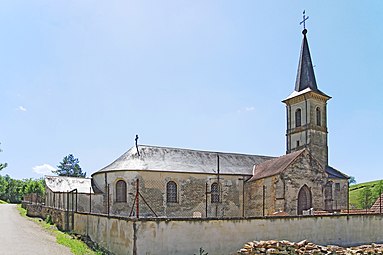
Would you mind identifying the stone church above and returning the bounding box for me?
[45,28,348,217]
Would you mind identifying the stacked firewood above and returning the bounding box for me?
[237,239,383,254]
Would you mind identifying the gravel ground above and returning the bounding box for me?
[0,204,73,255]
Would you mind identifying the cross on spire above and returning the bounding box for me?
[300,10,309,30]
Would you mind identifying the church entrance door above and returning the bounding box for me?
[297,185,312,215]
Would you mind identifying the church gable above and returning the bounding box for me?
[325,165,348,180]
[281,151,328,214]
[245,149,330,216]
[281,150,328,185]
[248,149,306,182]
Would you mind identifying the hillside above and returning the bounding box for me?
[349,179,383,209]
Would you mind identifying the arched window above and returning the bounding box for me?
[166,181,177,203]
[116,180,127,202]
[211,182,220,203]
[316,107,321,126]
[295,109,302,127]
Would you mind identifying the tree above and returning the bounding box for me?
[53,154,86,177]
[0,163,6,171]
[372,181,383,203]
[348,176,356,185]
[23,178,45,197]
[358,186,374,209]
[0,175,8,199]
[0,176,45,203]
[0,175,24,203]
[0,143,7,171]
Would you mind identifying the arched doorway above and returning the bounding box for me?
[297,185,312,215]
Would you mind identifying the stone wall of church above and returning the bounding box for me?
[282,151,327,214]
[92,170,248,218]
[309,129,328,167]
[329,178,348,211]
[245,151,332,216]
[244,176,280,217]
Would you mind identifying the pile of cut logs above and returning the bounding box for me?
[237,240,383,254]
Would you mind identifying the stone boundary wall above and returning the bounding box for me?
[73,213,383,255]
[24,204,66,230]
[24,205,383,255]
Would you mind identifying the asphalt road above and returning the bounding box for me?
[0,204,73,255]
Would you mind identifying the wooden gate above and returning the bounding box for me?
[297,185,312,215]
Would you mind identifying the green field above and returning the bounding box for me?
[349,179,383,209]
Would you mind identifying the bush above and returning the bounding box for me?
[45,214,53,225]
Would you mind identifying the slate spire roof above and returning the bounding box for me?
[295,29,318,92]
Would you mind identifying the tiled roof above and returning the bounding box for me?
[248,149,306,182]
[371,193,383,213]
[45,175,93,193]
[325,165,348,179]
[93,145,274,176]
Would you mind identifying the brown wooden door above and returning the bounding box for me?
[297,185,312,215]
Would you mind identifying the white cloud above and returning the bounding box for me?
[237,106,255,114]
[18,106,27,112]
[33,164,56,175]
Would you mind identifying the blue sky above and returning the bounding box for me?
[1,1,382,183]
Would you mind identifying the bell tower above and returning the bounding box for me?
[282,26,331,167]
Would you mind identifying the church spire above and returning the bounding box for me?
[283,14,331,167]
[294,28,318,92]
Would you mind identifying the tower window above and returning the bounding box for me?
[295,109,302,127]
[296,141,300,147]
[316,107,321,126]
[166,181,178,203]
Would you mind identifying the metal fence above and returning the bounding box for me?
[27,180,383,221]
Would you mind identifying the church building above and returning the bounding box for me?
[45,27,349,217]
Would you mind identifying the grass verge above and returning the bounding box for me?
[0,199,8,204]
[17,205,102,255]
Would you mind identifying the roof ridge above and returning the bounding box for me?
[45,175,91,180]
[249,149,306,181]
[135,144,274,158]
[263,149,305,164]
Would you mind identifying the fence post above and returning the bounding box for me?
[242,178,245,218]
[380,187,382,214]
[71,191,74,230]
[263,185,266,217]
[89,187,92,213]
[136,179,139,219]
[205,182,208,218]
[107,184,110,216]
[66,192,69,231]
